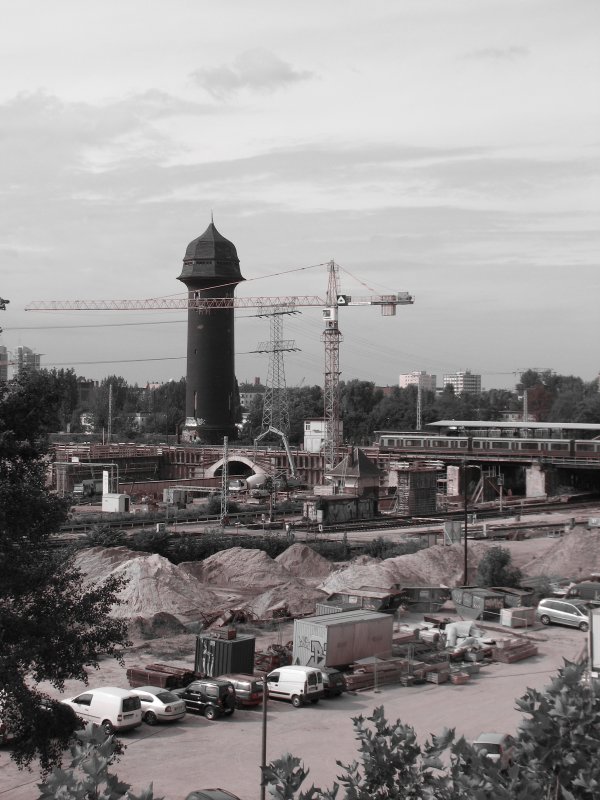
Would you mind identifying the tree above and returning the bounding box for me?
[475,546,522,588]
[0,374,130,770]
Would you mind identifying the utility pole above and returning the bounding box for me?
[253,304,299,436]
[416,378,422,431]
[107,383,113,444]
[220,436,229,523]
[463,459,469,585]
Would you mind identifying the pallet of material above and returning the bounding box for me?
[450,671,470,685]
[492,641,538,663]
[426,670,449,684]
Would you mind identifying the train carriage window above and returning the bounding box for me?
[492,440,510,449]
[549,442,569,451]
[519,441,540,450]
[577,442,595,452]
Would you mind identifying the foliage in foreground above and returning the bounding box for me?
[0,374,130,770]
[38,725,161,800]
[262,661,600,800]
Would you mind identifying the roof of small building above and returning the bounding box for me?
[327,447,380,478]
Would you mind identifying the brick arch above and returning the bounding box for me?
[207,456,268,479]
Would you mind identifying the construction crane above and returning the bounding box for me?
[26,262,414,468]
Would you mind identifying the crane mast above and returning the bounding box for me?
[322,261,343,471]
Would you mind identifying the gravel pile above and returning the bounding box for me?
[275,544,333,579]
[191,547,293,587]
[521,528,600,578]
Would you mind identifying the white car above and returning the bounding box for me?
[61,687,142,735]
[472,732,516,768]
[130,686,187,725]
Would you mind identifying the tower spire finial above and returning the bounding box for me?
[211,209,214,224]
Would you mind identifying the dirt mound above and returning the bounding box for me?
[521,529,600,578]
[195,547,292,587]
[128,612,188,640]
[101,552,222,621]
[75,546,146,581]
[321,543,487,593]
[241,581,327,620]
[275,544,332,578]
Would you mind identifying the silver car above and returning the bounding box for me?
[536,598,592,632]
[130,686,186,725]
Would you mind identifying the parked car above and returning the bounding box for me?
[266,666,323,707]
[129,686,187,725]
[319,668,345,697]
[472,732,516,768]
[185,791,242,800]
[61,687,143,735]
[536,598,592,631]
[219,674,264,708]
[173,679,236,720]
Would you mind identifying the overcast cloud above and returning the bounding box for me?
[0,0,598,390]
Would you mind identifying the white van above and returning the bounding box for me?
[61,687,143,735]
[266,666,323,707]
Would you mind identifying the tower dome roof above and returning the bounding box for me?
[178,222,244,285]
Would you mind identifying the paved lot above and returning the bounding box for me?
[0,621,587,800]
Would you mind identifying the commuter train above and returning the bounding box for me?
[376,432,600,459]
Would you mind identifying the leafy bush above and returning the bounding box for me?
[364,536,424,560]
[476,546,522,587]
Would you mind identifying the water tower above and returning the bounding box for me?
[178,222,245,443]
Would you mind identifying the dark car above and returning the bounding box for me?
[173,679,236,720]
[219,674,264,708]
[319,668,345,697]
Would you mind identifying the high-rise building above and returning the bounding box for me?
[15,346,41,378]
[443,369,482,395]
[178,222,245,443]
[399,371,437,391]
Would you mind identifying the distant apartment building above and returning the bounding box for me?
[15,346,41,378]
[239,377,265,410]
[0,345,8,383]
[443,370,482,395]
[399,371,437,392]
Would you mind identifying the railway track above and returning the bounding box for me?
[50,496,599,549]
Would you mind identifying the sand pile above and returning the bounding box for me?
[521,529,600,578]
[192,547,292,587]
[241,581,328,620]
[75,546,146,581]
[76,550,223,621]
[321,543,485,593]
[275,544,333,579]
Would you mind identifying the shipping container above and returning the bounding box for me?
[195,633,256,677]
[293,610,393,668]
[315,602,357,615]
[451,587,505,620]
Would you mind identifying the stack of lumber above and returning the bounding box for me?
[492,637,538,663]
[345,656,421,691]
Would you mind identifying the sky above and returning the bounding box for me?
[1,0,598,392]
